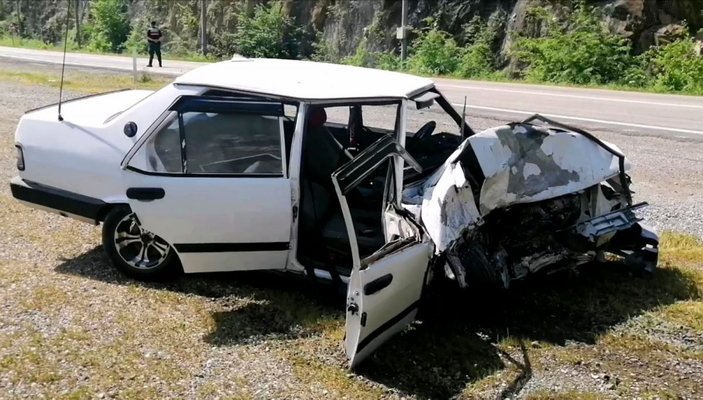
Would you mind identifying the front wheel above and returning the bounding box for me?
[102,206,181,280]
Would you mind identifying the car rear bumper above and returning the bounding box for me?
[10,176,106,224]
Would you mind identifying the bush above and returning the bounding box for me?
[87,0,129,53]
[375,52,402,71]
[513,4,633,85]
[125,20,148,54]
[406,28,460,75]
[341,39,402,71]
[456,41,494,78]
[342,38,374,67]
[646,38,703,94]
[225,2,305,59]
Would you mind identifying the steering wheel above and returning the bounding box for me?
[414,121,437,141]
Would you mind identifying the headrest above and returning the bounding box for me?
[308,107,327,130]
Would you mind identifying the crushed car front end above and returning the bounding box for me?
[404,114,658,289]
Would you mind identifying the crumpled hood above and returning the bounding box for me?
[469,124,628,214]
[403,123,629,253]
[23,89,153,127]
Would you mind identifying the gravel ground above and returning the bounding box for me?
[0,61,702,399]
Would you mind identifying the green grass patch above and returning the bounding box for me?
[0,35,57,50]
[525,391,603,400]
[0,65,170,93]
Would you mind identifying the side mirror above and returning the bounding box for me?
[123,121,138,137]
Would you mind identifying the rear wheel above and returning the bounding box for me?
[102,206,180,280]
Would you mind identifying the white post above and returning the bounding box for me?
[400,0,407,61]
[200,0,208,55]
[132,48,137,83]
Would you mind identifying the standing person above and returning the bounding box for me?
[146,21,163,67]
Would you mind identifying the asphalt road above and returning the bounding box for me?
[2,46,702,140]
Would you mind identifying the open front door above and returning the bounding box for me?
[332,135,432,368]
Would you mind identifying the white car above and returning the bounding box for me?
[11,58,658,367]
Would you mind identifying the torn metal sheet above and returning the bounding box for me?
[403,140,482,253]
[468,124,629,214]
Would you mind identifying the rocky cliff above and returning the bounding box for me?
[296,0,702,61]
[1,0,701,60]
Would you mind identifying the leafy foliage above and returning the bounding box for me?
[406,26,460,75]
[216,2,306,59]
[645,38,703,94]
[456,13,504,78]
[341,39,401,71]
[87,0,129,53]
[513,4,634,85]
[342,38,374,67]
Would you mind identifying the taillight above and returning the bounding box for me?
[16,145,25,171]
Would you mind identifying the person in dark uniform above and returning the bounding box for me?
[146,21,163,67]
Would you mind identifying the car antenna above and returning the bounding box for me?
[57,1,71,122]
[460,96,467,139]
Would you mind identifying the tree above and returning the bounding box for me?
[88,0,129,52]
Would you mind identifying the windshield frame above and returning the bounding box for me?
[410,88,475,138]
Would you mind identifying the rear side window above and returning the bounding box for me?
[181,111,282,174]
[133,97,286,176]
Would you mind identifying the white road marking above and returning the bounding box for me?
[453,103,703,136]
[441,84,703,109]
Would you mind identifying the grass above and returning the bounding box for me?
[1,190,702,398]
[0,35,56,50]
[0,68,170,93]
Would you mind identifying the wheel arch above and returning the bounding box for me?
[96,203,131,223]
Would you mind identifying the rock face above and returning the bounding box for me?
[291,0,703,59]
[2,0,700,60]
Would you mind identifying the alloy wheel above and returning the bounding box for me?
[113,213,171,270]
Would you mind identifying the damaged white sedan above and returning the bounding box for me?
[11,59,658,367]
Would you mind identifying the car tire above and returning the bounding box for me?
[102,206,181,281]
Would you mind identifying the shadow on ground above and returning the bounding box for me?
[55,247,700,399]
[54,247,342,344]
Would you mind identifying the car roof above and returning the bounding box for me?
[174,58,435,100]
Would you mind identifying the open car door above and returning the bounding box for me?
[332,135,433,368]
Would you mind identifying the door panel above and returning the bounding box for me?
[332,134,430,368]
[124,173,292,273]
[122,96,293,273]
[345,241,431,368]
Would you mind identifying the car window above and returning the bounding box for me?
[321,105,396,133]
[284,104,297,120]
[405,99,460,137]
[136,107,285,176]
[183,111,283,174]
[146,114,181,173]
[304,103,400,159]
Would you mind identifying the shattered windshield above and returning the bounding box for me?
[405,92,462,138]
[403,91,466,180]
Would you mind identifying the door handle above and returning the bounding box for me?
[126,187,165,201]
[364,274,393,295]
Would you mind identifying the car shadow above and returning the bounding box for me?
[355,262,700,398]
[55,248,699,399]
[54,246,343,343]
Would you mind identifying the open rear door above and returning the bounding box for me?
[332,135,432,368]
